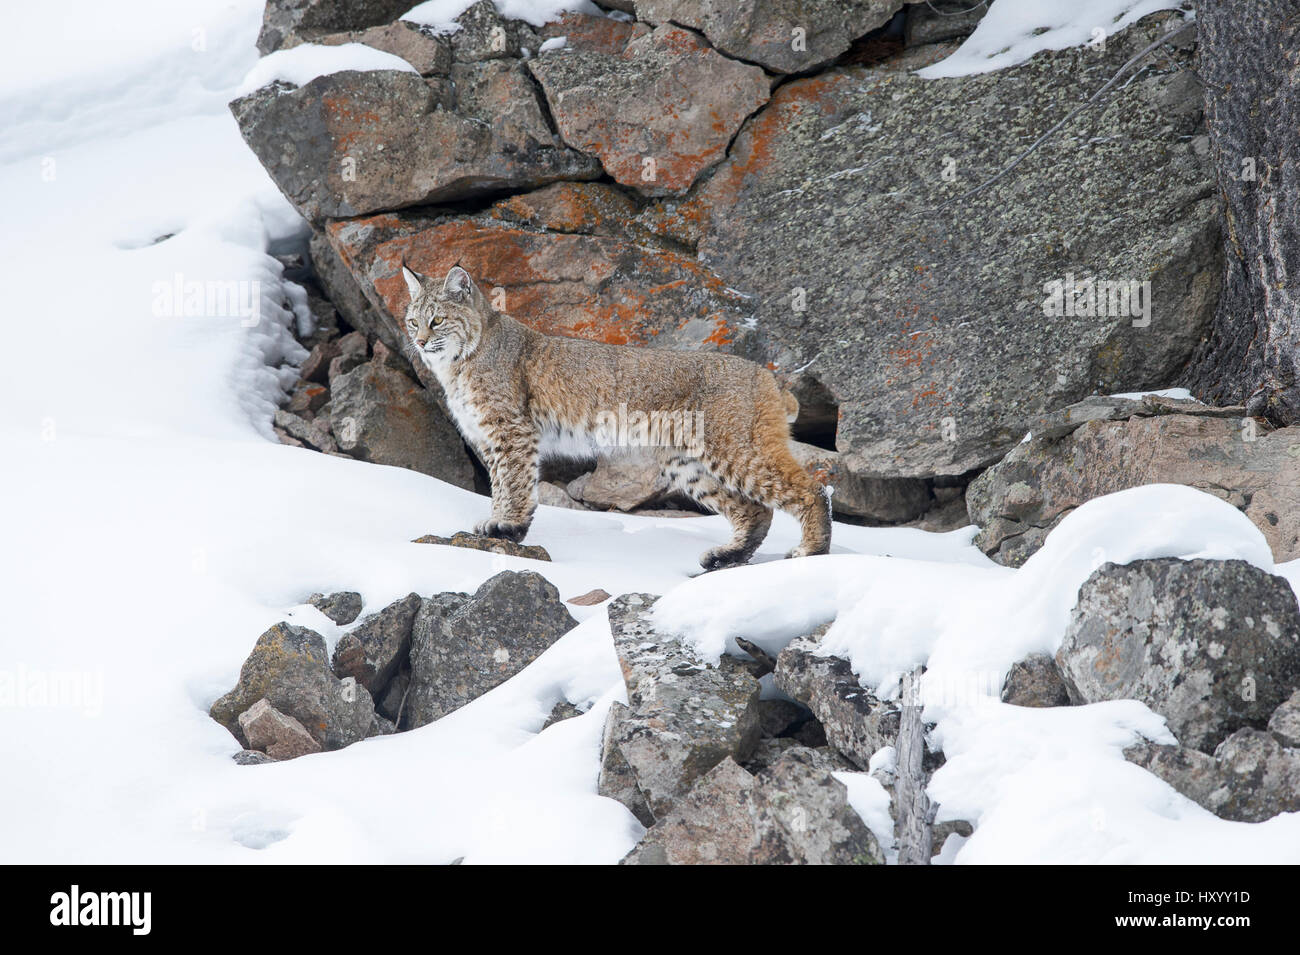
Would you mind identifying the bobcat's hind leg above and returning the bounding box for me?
[662,453,773,571]
[476,422,539,543]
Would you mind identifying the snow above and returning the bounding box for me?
[1110,387,1196,401]
[3,0,1297,865]
[234,43,418,97]
[401,0,601,32]
[917,0,1192,79]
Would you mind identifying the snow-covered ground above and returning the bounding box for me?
[1,0,1297,864]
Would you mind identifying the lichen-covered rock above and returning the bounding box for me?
[687,14,1217,483]
[307,591,363,625]
[411,532,551,562]
[1126,729,1300,823]
[405,573,577,727]
[230,68,599,222]
[319,205,755,354]
[209,622,378,751]
[307,20,452,75]
[774,634,900,769]
[968,400,1300,565]
[598,594,762,821]
[622,748,883,864]
[634,0,903,73]
[528,25,769,195]
[331,592,422,697]
[256,0,413,54]
[1268,690,1300,748]
[328,359,476,488]
[237,698,323,760]
[1000,653,1070,708]
[1058,558,1300,752]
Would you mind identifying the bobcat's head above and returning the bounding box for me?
[400,263,487,365]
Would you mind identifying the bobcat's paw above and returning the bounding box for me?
[699,546,752,572]
[474,519,530,543]
[784,543,828,560]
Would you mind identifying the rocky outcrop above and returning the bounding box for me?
[328,358,476,488]
[1058,559,1300,753]
[209,622,379,751]
[528,25,769,195]
[405,572,577,728]
[774,633,900,769]
[412,532,552,562]
[968,394,1300,565]
[231,67,599,222]
[256,0,414,54]
[686,14,1217,483]
[598,594,762,822]
[623,748,883,865]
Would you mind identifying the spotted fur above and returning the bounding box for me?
[401,264,831,568]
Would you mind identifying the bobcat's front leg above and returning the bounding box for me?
[475,423,539,543]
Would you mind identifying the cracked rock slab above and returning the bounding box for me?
[598,594,762,822]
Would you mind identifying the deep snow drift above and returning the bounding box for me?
[1,0,1296,864]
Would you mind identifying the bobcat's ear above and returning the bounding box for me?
[401,261,425,301]
[442,265,476,302]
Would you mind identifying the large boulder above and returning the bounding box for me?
[405,573,577,728]
[328,358,476,488]
[1058,559,1300,753]
[527,25,769,195]
[598,594,762,822]
[622,748,883,865]
[256,0,414,54]
[230,67,599,222]
[967,395,1300,565]
[680,14,1218,484]
[317,196,756,353]
[634,0,903,73]
[209,622,378,751]
[774,633,900,769]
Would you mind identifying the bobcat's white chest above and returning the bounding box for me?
[428,360,488,451]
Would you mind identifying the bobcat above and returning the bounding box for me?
[401,263,831,570]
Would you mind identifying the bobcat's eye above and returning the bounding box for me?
[406,318,417,330]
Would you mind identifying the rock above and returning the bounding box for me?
[1058,558,1300,753]
[542,700,584,729]
[790,441,932,523]
[331,592,422,696]
[256,0,414,53]
[329,359,476,489]
[318,204,755,355]
[1268,690,1300,748]
[634,0,903,73]
[273,409,337,453]
[411,532,551,562]
[598,594,762,821]
[757,698,814,738]
[406,573,577,727]
[622,748,884,864]
[1125,730,1300,823]
[566,454,668,511]
[968,400,1300,565]
[686,14,1217,483]
[233,749,276,766]
[230,68,599,223]
[375,667,411,725]
[307,591,363,625]
[1000,653,1070,708]
[539,12,649,55]
[310,20,452,75]
[209,622,378,751]
[537,481,589,510]
[775,634,900,769]
[287,381,329,417]
[237,698,323,760]
[448,0,539,61]
[528,25,769,195]
[567,588,611,606]
[905,0,987,46]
